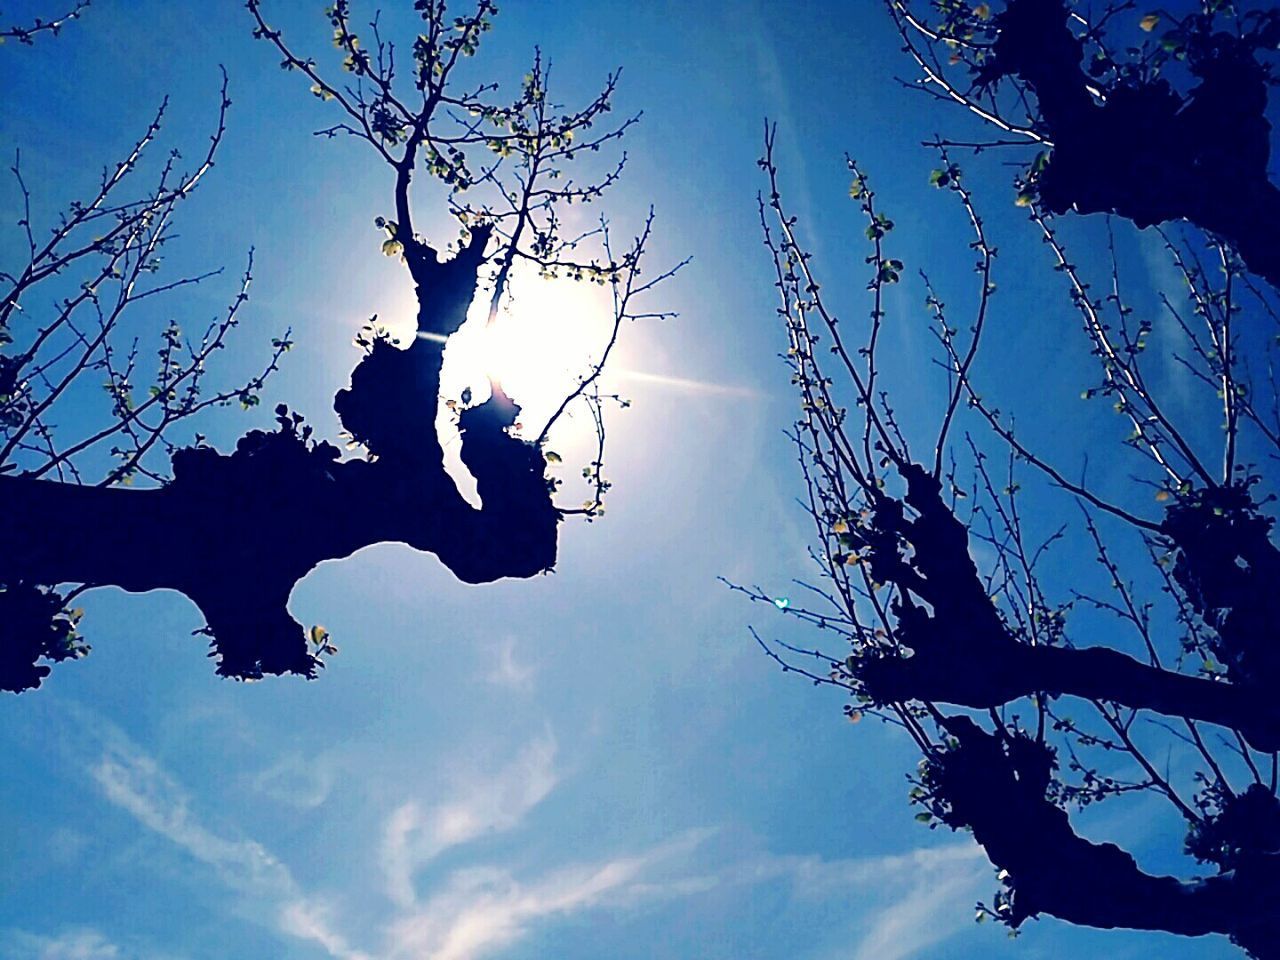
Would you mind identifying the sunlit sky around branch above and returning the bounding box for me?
[0,2,1245,959]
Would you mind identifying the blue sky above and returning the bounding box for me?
[0,2,1245,959]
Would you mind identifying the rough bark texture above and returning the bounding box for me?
[0,226,560,683]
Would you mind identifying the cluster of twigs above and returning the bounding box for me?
[0,73,289,486]
[748,100,1280,954]
[1,1,677,691]
[246,0,681,516]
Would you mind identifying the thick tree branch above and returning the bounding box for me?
[859,463,1280,752]
[980,0,1280,287]
[0,233,558,682]
[928,716,1280,958]
[2,3,659,691]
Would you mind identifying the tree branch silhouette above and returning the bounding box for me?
[749,121,1280,956]
[1,1,672,690]
[0,1,89,44]
[886,0,1280,288]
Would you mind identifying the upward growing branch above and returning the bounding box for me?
[750,126,1280,957]
[1,1,673,691]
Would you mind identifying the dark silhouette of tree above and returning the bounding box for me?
[885,0,1280,287]
[0,1,676,691]
[747,77,1280,955]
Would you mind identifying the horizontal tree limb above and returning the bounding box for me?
[0,229,559,684]
[866,630,1280,753]
[860,463,1280,752]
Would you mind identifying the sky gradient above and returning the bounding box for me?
[0,2,1244,959]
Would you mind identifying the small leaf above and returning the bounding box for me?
[773,596,791,610]
[1139,13,1159,31]
[1155,489,1171,502]
[381,238,404,257]
[545,451,562,463]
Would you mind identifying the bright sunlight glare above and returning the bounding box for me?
[436,270,616,433]
[420,268,620,508]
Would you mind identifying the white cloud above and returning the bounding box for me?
[709,842,990,960]
[384,831,709,960]
[63,704,995,960]
[482,635,535,691]
[849,846,990,960]
[741,842,985,898]
[279,902,374,960]
[251,752,335,810]
[74,713,357,960]
[4,929,120,960]
[381,732,558,907]
[73,713,613,960]
[90,738,292,895]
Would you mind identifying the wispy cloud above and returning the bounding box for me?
[381,732,558,907]
[72,711,359,960]
[60,704,994,960]
[251,751,336,810]
[3,929,122,960]
[91,735,292,894]
[710,842,989,960]
[380,834,984,960]
[849,846,989,960]
[279,902,373,960]
[735,842,985,899]
[482,635,535,691]
[71,713,679,960]
[384,831,709,960]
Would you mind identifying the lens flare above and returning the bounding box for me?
[438,273,614,431]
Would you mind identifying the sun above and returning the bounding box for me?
[437,269,616,434]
